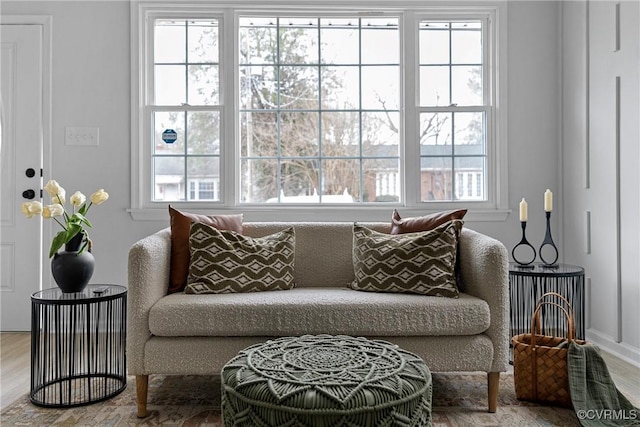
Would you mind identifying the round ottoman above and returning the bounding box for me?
[221,335,432,426]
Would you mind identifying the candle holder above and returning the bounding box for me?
[512,221,536,267]
[538,211,559,267]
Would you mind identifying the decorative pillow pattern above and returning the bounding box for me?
[185,223,295,294]
[168,205,243,294]
[390,209,467,234]
[351,221,462,297]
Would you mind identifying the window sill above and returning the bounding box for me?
[127,206,510,223]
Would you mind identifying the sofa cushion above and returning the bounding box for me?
[168,206,243,294]
[185,223,295,294]
[391,209,467,234]
[351,221,462,297]
[149,287,490,337]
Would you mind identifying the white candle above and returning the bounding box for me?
[519,198,528,222]
[544,189,553,212]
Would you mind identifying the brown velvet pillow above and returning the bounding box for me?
[168,205,243,293]
[390,209,467,235]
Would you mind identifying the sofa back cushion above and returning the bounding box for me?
[242,222,389,288]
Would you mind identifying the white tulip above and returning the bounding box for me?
[70,191,86,206]
[42,204,64,219]
[90,189,109,205]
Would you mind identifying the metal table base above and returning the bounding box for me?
[30,285,127,407]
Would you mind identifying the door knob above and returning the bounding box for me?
[25,168,36,178]
[22,189,36,199]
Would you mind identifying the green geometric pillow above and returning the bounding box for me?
[185,223,295,294]
[351,220,462,297]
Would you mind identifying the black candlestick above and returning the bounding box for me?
[538,211,559,267]
[512,221,536,267]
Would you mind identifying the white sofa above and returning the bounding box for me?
[127,222,509,418]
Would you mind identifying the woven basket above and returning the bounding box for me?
[512,292,586,408]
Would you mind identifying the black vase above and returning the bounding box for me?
[51,233,95,293]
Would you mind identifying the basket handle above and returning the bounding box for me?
[536,291,575,320]
[530,301,575,347]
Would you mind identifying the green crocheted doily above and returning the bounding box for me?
[222,335,432,426]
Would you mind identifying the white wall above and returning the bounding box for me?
[562,0,640,365]
[1,2,562,288]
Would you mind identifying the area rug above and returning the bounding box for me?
[1,372,580,426]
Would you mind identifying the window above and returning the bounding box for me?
[151,18,221,202]
[239,17,399,203]
[418,20,487,202]
[132,3,506,220]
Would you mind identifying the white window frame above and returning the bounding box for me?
[129,1,509,222]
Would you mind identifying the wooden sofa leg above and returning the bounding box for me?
[136,375,149,418]
[487,372,500,413]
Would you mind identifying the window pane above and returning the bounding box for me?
[239,19,277,64]
[451,28,481,64]
[241,112,278,157]
[451,65,482,105]
[320,23,359,64]
[419,66,450,106]
[240,66,278,110]
[280,112,319,157]
[153,111,185,155]
[361,19,399,64]
[154,156,184,201]
[279,66,319,109]
[420,157,452,201]
[241,158,278,202]
[454,157,485,200]
[419,29,449,64]
[361,66,399,110]
[187,157,220,201]
[362,112,400,156]
[321,112,360,156]
[188,65,219,105]
[155,20,185,63]
[188,21,218,63]
[279,19,318,64]
[155,65,186,105]
[420,112,453,146]
[321,66,359,110]
[364,158,400,202]
[187,111,219,155]
[281,159,320,200]
[322,159,359,202]
[453,112,485,155]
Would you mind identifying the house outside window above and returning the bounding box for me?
[131,2,507,220]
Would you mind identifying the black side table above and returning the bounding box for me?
[30,285,127,407]
[509,263,585,340]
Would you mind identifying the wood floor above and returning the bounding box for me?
[2,332,639,411]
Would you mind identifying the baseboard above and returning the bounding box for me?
[586,328,640,368]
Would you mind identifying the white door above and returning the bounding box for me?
[1,24,44,331]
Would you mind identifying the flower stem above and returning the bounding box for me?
[53,217,67,230]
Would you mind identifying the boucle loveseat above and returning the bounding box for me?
[127,216,509,418]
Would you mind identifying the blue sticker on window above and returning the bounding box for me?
[162,129,177,144]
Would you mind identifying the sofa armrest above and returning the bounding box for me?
[458,228,510,372]
[127,227,172,375]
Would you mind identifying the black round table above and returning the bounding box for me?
[30,285,127,407]
[509,263,585,340]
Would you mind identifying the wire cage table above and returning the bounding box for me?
[30,285,127,407]
[509,263,585,340]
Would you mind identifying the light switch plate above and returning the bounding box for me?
[65,127,99,146]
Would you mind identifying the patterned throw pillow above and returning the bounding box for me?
[351,220,462,297]
[185,223,295,294]
[168,205,243,294]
